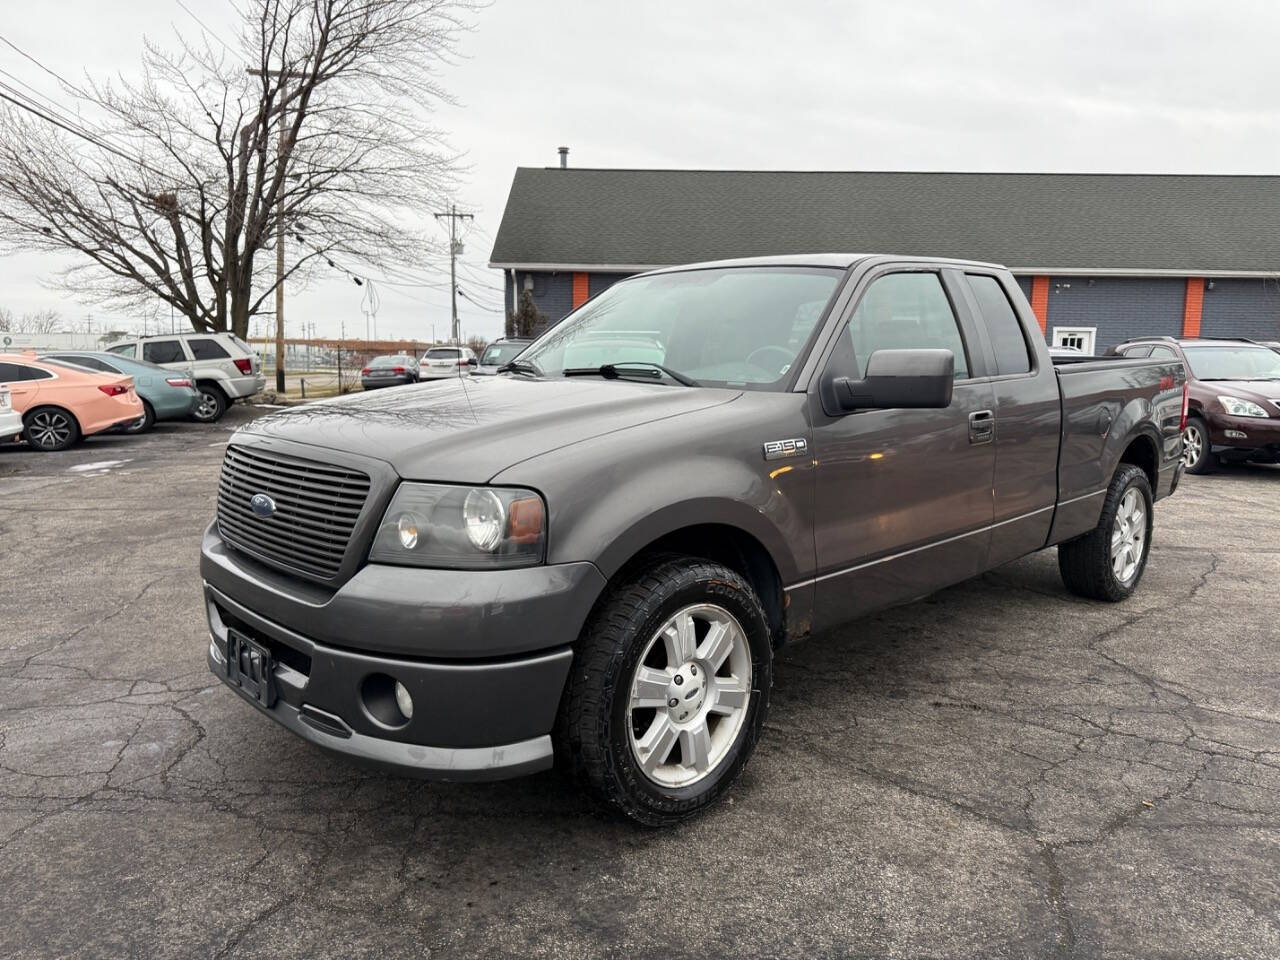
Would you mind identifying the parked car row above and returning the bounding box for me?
[0,332,266,452]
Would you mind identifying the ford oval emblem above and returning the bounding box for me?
[249,493,276,519]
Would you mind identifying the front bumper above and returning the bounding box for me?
[1207,413,1280,460]
[201,525,606,779]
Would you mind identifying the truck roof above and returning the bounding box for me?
[641,253,1008,275]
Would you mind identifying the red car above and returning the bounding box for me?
[1112,337,1280,473]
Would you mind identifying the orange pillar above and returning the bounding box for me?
[1029,276,1050,333]
[571,272,589,309]
[1182,277,1204,337]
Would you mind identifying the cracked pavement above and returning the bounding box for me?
[1,408,1277,958]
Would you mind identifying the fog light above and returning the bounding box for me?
[1225,429,1247,440]
[394,681,414,720]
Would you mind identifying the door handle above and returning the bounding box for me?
[969,410,995,445]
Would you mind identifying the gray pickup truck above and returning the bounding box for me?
[202,254,1187,825]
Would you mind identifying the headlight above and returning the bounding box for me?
[369,483,545,569]
[1218,396,1268,418]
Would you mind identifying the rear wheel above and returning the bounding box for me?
[192,383,227,423]
[23,406,81,452]
[1181,417,1215,474]
[557,556,772,826]
[122,400,155,435]
[1058,464,1153,602]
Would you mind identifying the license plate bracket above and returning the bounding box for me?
[225,629,277,708]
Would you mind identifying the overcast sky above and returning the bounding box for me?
[3,0,1279,343]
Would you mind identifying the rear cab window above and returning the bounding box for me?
[965,274,1032,376]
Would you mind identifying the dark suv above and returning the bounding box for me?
[1113,337,1280,473]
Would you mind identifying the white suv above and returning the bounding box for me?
[0,387,21,441]
[104,333,264,422]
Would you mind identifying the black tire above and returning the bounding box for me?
[1058,464,1154,602]
[556,555,773,826]
[1181,416,1216,475]
[121,399,155,435]
[191,383,227,423]
[22,406,81,452]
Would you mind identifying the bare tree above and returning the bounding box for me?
[0,307,62,334]
[0,0,472,338]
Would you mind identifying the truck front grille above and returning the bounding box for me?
[216,444,371,581]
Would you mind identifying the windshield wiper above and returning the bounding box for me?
[497,359,542,376]
[562,361,699,387]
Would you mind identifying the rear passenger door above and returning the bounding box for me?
[808,268,997,629]
[958,271,1060,567]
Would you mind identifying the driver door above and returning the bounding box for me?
[808,268,997,630]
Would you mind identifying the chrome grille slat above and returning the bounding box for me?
[216,444,371,580]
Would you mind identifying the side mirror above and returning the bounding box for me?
[823,348,954,414]
[468,357,478,367]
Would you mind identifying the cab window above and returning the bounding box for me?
[839,272,970,379]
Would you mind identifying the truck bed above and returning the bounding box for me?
[1050,355,1186,543]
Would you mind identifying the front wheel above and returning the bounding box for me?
[1058,464,1154,602]
[557,556,773,826]
[1181,417,1216,474]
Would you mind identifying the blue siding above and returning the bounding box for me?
[1199,278,1280,341]
[1046,277,1184,352]
[1014,275,1033,301]
[589,272,629,298]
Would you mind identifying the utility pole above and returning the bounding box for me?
[434,202,472,342]
[248,67,308,392]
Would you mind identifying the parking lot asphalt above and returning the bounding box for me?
[1,405,1277,959]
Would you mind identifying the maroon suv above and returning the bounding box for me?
[1113,337,1280,473]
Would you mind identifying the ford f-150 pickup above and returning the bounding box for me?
[202,254,1187,825]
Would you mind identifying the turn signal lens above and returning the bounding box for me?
[1179,382,1189,433]
[508,496,545,545]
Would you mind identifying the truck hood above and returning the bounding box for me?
[239,375,740,482]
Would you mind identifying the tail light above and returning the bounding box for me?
[392,366,405,374]
[457,358,469,366]
[361,367,372,376]
[1179,380,1189,433]
[98,384,129,396]
[166,377,194,388]
[233,357,253,375]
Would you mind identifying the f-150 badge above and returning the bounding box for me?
[762,438,808,461]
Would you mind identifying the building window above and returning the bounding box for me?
[1051,326,1097,355]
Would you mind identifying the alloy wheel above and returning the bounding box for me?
[28,411,72,449]
[1182,424,1203,468]
[627,603,753,789]
[194,390,220,421]
[1110,487,1147,585]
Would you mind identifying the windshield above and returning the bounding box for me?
[1184,345,1280,380]
[481,342,527,365]
[518,266,842,389]
[426,348,461,359]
